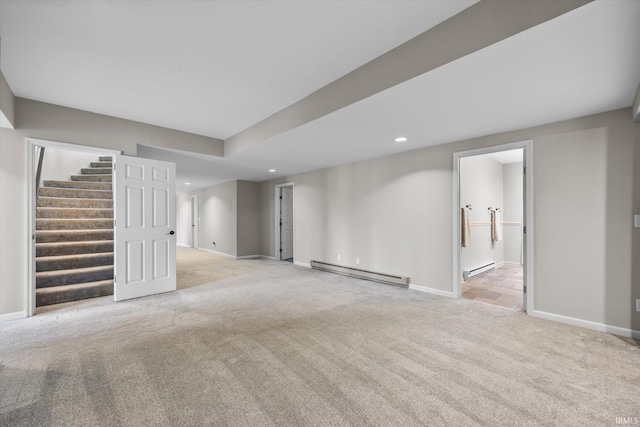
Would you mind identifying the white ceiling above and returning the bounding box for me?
[486,150,524,165]
[0,0,475,139]
[1,1,639,194]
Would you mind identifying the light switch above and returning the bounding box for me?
[635,215,640,228]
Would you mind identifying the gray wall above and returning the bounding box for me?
[176,180,260,258]
[502,162,523,264]
[0,69,15,128]
[196,181,237,257]
[237,181,260,257]
[257,108,640,332]
[460,154,504,272]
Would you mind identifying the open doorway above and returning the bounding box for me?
[453,141,533,313]
[274,183,294,262]
[190,195,199,248]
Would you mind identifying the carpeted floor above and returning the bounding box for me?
[1,248,639,426]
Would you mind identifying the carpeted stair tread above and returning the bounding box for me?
[37,197,113,208]
[90,162,112,168]
[36,252,114,272]
[36,279,113,306]
[36,265,114,288]
[37,207,113,219]
[36,240,114,256]
[43,180,111,190]
[37,218,114,230]
[39,187,113,199]
[81,167,112,175]
[71,174,112,182]
[36,229,113,243]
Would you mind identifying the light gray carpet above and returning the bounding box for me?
[1,248,639,426]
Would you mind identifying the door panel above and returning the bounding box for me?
[115,155,176,301]
[280,187,294,260]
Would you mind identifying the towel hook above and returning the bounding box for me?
[465,204,472,210]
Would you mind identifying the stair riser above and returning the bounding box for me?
[37,241,114,257]
[37,198,113,208]
[36,230,113,243]
[36,268,114,288]
[90,162,112,168]
[37,219,114,230]
[37,253,114,272]
[36,281,113,306]
[37,208,113,219]
[71,175,112,182]
[43,180,111,190]
[81,168,112,175]
[39,188,112,199]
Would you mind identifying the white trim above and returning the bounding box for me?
[0,311,27,322]
[197,247,236,258]
[453,140,534,314]
[26,138,121,318]
[260,255,277,260]
[529,309,640,340]
[294,261,311,268]
[177,243,190,248]
[237,255,260,259]
[274,182,294,262]
[409,284,455,298]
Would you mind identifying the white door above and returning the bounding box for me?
[280,187,294,260]
[114,155,176,301]
[191,195,199,248]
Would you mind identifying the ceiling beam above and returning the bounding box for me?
[224,0,592,157]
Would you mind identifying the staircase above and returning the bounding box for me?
[36,156,115,306]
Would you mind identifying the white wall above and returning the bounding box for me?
[39,147,100,182]
[502,162,523,264]
[176,193,192,247]
[460,154,504,272]
[257,108,640,333]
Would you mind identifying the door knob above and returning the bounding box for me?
[168,231,175,235]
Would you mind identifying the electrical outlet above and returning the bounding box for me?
[636,299,640,312]
[337,254,341,262]
[635,215,640,228]
[355,257,360,265]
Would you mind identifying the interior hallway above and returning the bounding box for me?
[3,248,639,426]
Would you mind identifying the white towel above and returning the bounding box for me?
[491,210,503,241]
[461,207,471,247]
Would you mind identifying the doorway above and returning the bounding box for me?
[453,141,533,313]
[274,183,294,262]
[190,195,199,248]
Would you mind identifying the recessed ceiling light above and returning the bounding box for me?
[268,169,276,173]
[394,137,408,143]
[185,182,191,185]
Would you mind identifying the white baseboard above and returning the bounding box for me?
[294,261,311,268]
[0,311,27,322]
[237,255,260,260]
[409,284,454,298]
[197,247,236,259]
[529,309,640,340]
[176,243,190,248]
[260,255,277,260]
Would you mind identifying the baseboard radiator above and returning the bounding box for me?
[463,261,496,280]
[310,260,409,288]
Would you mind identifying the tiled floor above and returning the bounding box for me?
[461,263,523,310]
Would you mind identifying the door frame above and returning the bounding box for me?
[190,195,199,248]
[274,182,294,261]
[25,138,120,316]
[452,140,534,314]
